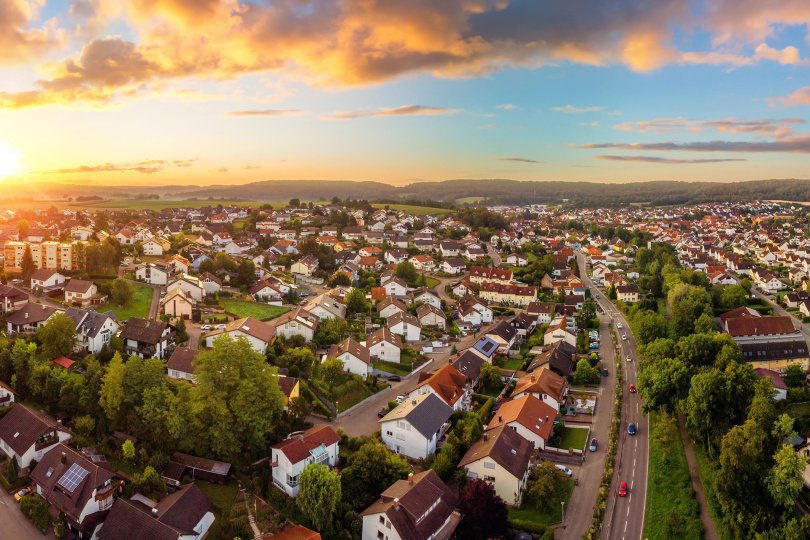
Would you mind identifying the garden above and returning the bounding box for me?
[220,299,290,321]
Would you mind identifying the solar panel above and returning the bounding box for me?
[57,463,89,493]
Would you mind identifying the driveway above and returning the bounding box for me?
[0,487,52,539]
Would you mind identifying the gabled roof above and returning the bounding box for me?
[458,425,533,480]
[120,317,169,345]
[413,364,469,407]
[472,336,499,358]
[271,426,340,465]
[327,337,370,365]
[486,394,556,442]
[166,347,199,375]
[452,351,486,381]
[205,316,275,343]
[6,303,59,326]
[725,315,795,337]
[0,404,67,457]
[513,368,567,400]
[380,393,452,438]
[366,326,403,349]
[66,307,117,338]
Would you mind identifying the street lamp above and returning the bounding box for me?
[561,501,565,523]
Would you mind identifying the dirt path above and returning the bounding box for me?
[677,412,720,540]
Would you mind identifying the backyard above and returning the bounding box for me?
[194,480,240,540]
[220,300,289,322]
[96,282,153,321]
[557,426,589,451]
[508,478,573,526]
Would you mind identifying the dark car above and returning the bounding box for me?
[387,375,402,382]
[628,422,636,435]
[378,408,388,418]
[602,368,609,377]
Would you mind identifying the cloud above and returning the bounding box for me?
[497,104,519,110]
[34,159,196,175]
[613,123,635,131]
[495,157,542,163]
[769,87,810,108]
[223,109,306,117]
[208,167,228,173]
[321,105,461,121]
[477,124,497,129]
[594,155,748,164]
[244,165,261,170]
[581,122,599,126]
[0,0,67,66]
[609,117,804,137]
[553,105,607,114]
[680,44,810,68]
[579,133,810,153]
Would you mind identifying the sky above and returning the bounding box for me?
[2,0,810,188]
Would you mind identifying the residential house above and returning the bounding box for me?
[271,426,340,497]
[96,483,215,540]
[511,369,569,412]
[378,296,408,319]
[0,284,29,314]
[477,282,537,307]
[616,284,640,303]
[408,364,472,411]
[387,311,421,342]
[458,425,533,505]
[163,289,194,319]
[291,255,319,277]
[380,394,452,460]
[64,279,99,306]
[135,262,171,285]
[506,253,528,267]
[278,376,300,409]
[416,303,446,330]
[452,351,487,390]
[411,287,441,309]
[409,255,435,271]
[439,240,460,257]
[526,302,555,325]
[360,470,459,540]
[142,237,167,256]
[167,347,200,382]
[485,320,518,355]
[526,341,578,379]
[167,274,204,302]
[366,327,403,364]
[200,272,223,296]
[457,295,493,326]
[120,317,174,359]
[275,307,319,343]
[544,316,577,347]
[31,444,116,539]
[470,336,500,363]
[324,338,372,376]
[383,276,408,297]
[485,395,557,450]
[0,404,71,471]
[66,307,118,354]
[305,294,347,320]
[6,303,60,334]
[469,266,513,285]
[439,258,466,275]
[0,381,14,408]
[755,368,789,400]
[203,317,276,354]
[30,268,66,290]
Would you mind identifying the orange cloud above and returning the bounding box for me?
[1,0,67,65]
[33,159,196,175]
[768,87,810,108]
[320,105,462,121]
[595,155,747,164]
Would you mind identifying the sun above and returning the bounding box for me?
[0,145,24,179]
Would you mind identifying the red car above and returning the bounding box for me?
[618,481,628,497]
[629,384,636,393]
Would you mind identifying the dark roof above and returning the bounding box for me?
[120,317,169,345]
[527,341,577,377]
[66,307,116,338]
[64,279,95,294]
[473,336,499,357]
[171,452,231,477]
[459,425,533,480]
[452,351,486,381]
[5,303,59,326]
[278,376,298,398]
[742,340,808,362]
[380,393,452,438]
[31,268,60,281]
[0,404,66,457]
[166,347,199,375]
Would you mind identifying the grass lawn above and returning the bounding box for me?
[786,402,810,418]
[656,298,667,317]
[424,277,440,288]
[372,203,453,217]
[558,426,589,451]
[96,283,153,321]
[642,411,703,540]
[693,444,735,540]
[220,300,289,321]
[481,384,505,398]
[501,357,526,370]
[195,479,240,540]
[373,360,411,376]
[508,479,573,526]
[455,196,486,205]
[336,386,373,412]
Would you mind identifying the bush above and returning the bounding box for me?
[21,495,51,532]
[477,398,494,421]
[507,518,554,536]
[5,458,16,483]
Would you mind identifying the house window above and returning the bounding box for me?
[379,516,385,525]
[484,461,495,469]
[484,475,495,483]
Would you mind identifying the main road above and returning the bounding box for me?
[576,253,649,540]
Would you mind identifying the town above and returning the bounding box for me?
[0,197,807,540]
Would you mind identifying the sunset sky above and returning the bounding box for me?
[2,0,810,186]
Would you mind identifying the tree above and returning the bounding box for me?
[649,410,678,457]
[340,441,411,510]
[36,313,77,360]
[479,363,502,391]
[721,284,747,311]
[526,460,569,510]
[313,317,347,348]
[633,311,668,345]
[175,317,189,344]
[767,444,805,507]
[193,335,285,458]
[122,439,136,460]
[694,313,717,334]
[575,358,592,385]
[5,458,16,483]
[346,288,368,314]
[668,283,713,337]
[297,464,341,532]
[395,262,418,286]
[99,352,127,423]
[330,272,352,287]
[784,364,805,388]
[638,357,690,414]
[456,478,508,540]
[21,244,36,281]
[94,211,109,233]
[21,496,51,532]
[17,219,29,239]
[288,396,312,420]
[111,278,134,307]
[289,198,300,208]
[321,358,344,385]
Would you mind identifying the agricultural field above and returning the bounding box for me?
[455,196,486,205]
[371,203,454,217]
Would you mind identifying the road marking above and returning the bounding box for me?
[634,459,636,468]
[627,506,630,517]
[625,521,628,532]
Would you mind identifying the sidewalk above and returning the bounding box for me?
[677,412,719,540]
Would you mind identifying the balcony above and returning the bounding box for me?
[35,433,59,451]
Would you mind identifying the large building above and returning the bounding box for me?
[4,241,84,272]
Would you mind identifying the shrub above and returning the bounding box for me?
[477,398,494,421]
[21,495,51,532]
[5,458,17,483]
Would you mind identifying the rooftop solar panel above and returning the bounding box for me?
[57,463,88,493]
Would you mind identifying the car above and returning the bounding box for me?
[200,325,211,331]
[387,375,402,382]
[626,355,632,362]
[14,487,31,501]
[378,408,388,418]
[589,438,598,452]
[395,395,406,403]
[628,422,636,435]
[617,322,622,329]
[629,384,636,393]
[618,481,628,497]
[589,343,599,349]
[214,324,226,330]
[602,368,609,377]
[555,465,573,477]
[622,334,627,341]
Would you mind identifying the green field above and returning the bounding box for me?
[372,203,454,217]
[220,300,289,321]
[508,479,573,526]
[642,411,704,540]
[455,196,486,205]
[373,360,411,376]
[96,283,153,321]
[656,298,667,316]
[501,356,526,370]
[558,426,589,451]
[424,276,440,288]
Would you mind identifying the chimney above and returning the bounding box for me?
[545,415,549,423]
[61,452,66,464]
[393,498,400,509]
[411,399,417,406]
[152,508,159,518]
[530,375,536,382]
[408,473,413,484]
[498,415,502,423]
[483,433,488,442]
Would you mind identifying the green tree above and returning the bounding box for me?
[783,364,805,388]
[99,352,126,423]
[21,244,36,281]
[767,444,805,507]
[321,358,344,385]
[17,219,30,239]
[638,357,690,413]
[346,288,368,314]
[633,311,669,345]
[340,441,411,510]
[21,496,51,532]
[694,313,716,334]
[280,347,316,374]
[479,363,502,391]
[175,317,189,344]
[289,198,300,207]
[575,358,592,385]
[193,335,285,458]
[36,312,77,360]
[668,283,713,337]
[395,261,418,286]
[526,460,569,510]
[111,278,134,307]
[297,464,341,532]
[721,284,747,311]
[122,439,135,460]
[6,458,17,483]
[288,396,312,420]
[313,317,347,348]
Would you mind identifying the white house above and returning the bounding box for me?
[64,279,98,306]
[136,263,170,285]
[380,393,452,459]
[484,394,556,450]
[275,307,319,343]
[377,297,407,319]
[387,311,421,342]
[66,307,118,354]
[199,272,222,296]
[324,338,372,376]
[458,425,533,505]
[440,258,466,275]
[204,317,276,354]
[365,327,403,363]
[30,269,66,290]
[166,347,199,382]
[383,276,408,297]
[411,287,441,309]
[271,426,340,497]
[167,275,204,302]
[416,303,446,329]
[142,237,166,256]
[163,288,194,319]
[0,381,14,408]
[0,404,71,471]
[120,317,174,359]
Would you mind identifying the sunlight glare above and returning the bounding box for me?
[0,145,24,179]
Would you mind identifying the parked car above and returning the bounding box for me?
[555,465,573,477]
[396,395,406,403]
[377,408,388,418]
[200,325,211,331]
[589,343,599,349]
[618,481,628,497]
[629,384,636,393]
[14,487,31,501]
[602,368,609,377]
[628,422,636,435]
[589,438,598,452]
[214,324,226,330]
[387,375,402,382]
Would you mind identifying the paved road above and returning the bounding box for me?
[486,242,502,266]
[575,253,649,540]
[147,285,162,320]
[0,487,51,540]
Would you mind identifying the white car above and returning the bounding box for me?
[617,322,623,329]
[556,465,573,477]
[622,334,627,341]
[200,325,211,331]
[396,395,407,403]
[214,324,226,330]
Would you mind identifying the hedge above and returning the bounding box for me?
[477,397,494,421]
[507,519,555,538]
